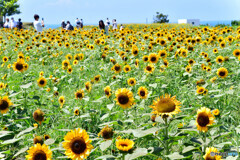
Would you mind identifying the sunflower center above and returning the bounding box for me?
[71,138,86,154]
[0,100,9,110]
[115,66,120,71]
[118,95,129,105]
[40,80,45,85]
[140,91,145,96]
[105,91,109,95]
[120,143,128,147]
[33,150,47,160]
[197,113,209,127]
[146,66,152,71]
[102,129,113,139]
[76,93,83,98]
[156,98,176,113]
[219,71,225,76]
[16,63,24,70]
[151,57,156,62]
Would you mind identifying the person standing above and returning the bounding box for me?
[3,18,10,28]
[10,17,17,29]
[112,19,117,30]
[120,24,124,30]
[106,18,110,26]
[80,19,83,28]
[61,20,66,29]
[75,18,80,29]
[65,21,74,30]
[33,14,44,32]
[17,18,23,29]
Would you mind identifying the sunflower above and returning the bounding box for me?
[215,56,224,64]
[158,50,167,59]
[62,60,70,69]
[67,66,73,74]
[13,59,25,72]
[138,87,148,99]
[33,109,44,125]
[85,81,92,92]
[26,143,52,160]
[62,128,93,160]
[75,89,84,100]
[44,135,50,140]
[37,77,47,87]
[135,59,139,68]
[115,88,135,109]
[74,109,80,116]
[112,64,121,74]
[123,65,131,73]
[104,86,112,98]
[98,125,114,140]
[196,107,214,132]
[127,78,136,86]
[58,96,65,107]
[94,75,100,83]
[185,65,192,73]
[217,67,228,79]
[0,96,13,114]
[142,55,149,62]
[233,49,240,57]
[116,139,134,152]
[188,59,195,66]
[33,136,43,144]
[196,86,205,94]
[213,48,218,53]
[148,53,159,63]
[144,64,155,73]
[163,59,169,67]
[150,94,181,117]
[2,56,8,62]
[203,147,222,160]
[212,109,220,116]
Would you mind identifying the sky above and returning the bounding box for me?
[9,0,240,25]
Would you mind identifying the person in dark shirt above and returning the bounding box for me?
[61,20,66,29]
[17,18,23,29]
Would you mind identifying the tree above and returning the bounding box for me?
[0,0,21,22]
[153,12,169,23]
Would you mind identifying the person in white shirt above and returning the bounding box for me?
[75,18,80,29]
[112,19,117,30]
[10,17,17,29]
[33,14,44,32]
[120,24,124,30]
[3,18,10,28]
[106,18,110,26]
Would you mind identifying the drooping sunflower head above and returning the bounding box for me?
[104,86,112,98]
[37,77,47,87]
[75,89,84,100]
[0,96,13,114]
[149,94,181,117]
[44,135,50,140]
[26,143,52,160]
[138,87,148,99]
[217,67,228,79]
[203,147,222,160]
[33,109,44,124]
[116,139,134,152]
[62,128,93,160]
[115,88,135,109]
[33,136,44,145]
[98,125,114,140]
[196,107,214,132]
[85,81,92,92]
[127,78,136,86]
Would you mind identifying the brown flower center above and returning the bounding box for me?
[140,91,145,97]
[146,66,152,71]
[156,98,176,113]
[197,113,209,127]
[39,80,45,85]
[150,57,156,62]
[0,100,9,111]
[16,63,24,70]
[118,95,129,105]
[70,138,86,154]
[219,71,225,76]
[33,150,47,160]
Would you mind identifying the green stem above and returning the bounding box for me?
[164,117,169,155]
[203,132,207,153]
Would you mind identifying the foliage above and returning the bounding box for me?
[153,12,169,23]
[0,0,21,21]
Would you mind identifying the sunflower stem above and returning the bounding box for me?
[164,117,169,155]
[203,132,207,153]
[122,153,125,160]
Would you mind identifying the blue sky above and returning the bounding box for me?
[10,0,240,25]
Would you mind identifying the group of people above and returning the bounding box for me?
[61,18,83,30]
[2,17,23,29]
[99,18,124,35]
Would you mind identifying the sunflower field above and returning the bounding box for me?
[0,24,240,160]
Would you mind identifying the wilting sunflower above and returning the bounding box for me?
[116,139,134,152]
[149,94,181,117]
[75,89,84,100]
[62,128,93,160]
[144,64,155,73]
[98,125,114,140]
[0,96,13,114]
[26,143,52,160]
[85,81,92,92]
[13,59,25,72]
[33,136,43,144]
[33,109,44,125]
[215,56,224,64]
[37,77,47,87]
[196,86,205,94]
[148,53,159,63]
[94,75,100,83]
[233,49,240,57]
[138,87,148,99]
[58,96,65,107]
[217,67,228,79]
[196,107,214,132]
[115,88,135,109]
[127,78,136,86]
[104,86,112,98]
[203,147,221,160]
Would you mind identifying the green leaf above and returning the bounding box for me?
[132,127,159,138]
[20,82,32,89]
[13,147,28,158]
[125,148,148,160]
[166,152,185,159]
[149,83,157,88]
[107,103,114,110]
[0,131,13,138]
[96,155,115,160]
[99,140,112,151]
[1,138,22,145]
[16,127,34,138]
[44,139,55,145]
[182,146,198,153]
[100,113,109,121]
